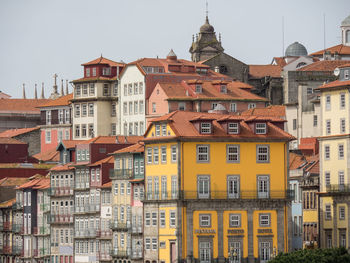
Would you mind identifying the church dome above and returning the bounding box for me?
[342,14,350,26]
[200,16,214,33]
[285,42,308,57]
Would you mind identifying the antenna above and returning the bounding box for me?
[206,0,208,18]
[282,16,285,57]
[323,13,326,51]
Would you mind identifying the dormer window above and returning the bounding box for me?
[103,67,111,76]
[255,123,267,134]
[86,68,90,77]
[220,85,227,93]
[345,70,349,80]
[195,85,202,93]
[228,122,239,134]
[200,122,212,134]
[92,67,97,77]
[248,103,256,109]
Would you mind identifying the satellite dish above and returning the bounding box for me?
[334,67,340,76]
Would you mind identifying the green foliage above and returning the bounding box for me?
[269,247,350,263]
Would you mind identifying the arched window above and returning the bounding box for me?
[296,62,307,68]
[346,30,350,44]
[219,65,228,74]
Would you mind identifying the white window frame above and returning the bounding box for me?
[229,214,241,228]
[257,145,269,163]
[227,145,240,163]
[255,123,267,134]
[197,145,210,163]
[200,122,212,134]
[259,213,270,227]
[199,214,211,227]
[198,175,210,199]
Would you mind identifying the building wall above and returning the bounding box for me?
[13,129,41,156]
[0,143,29,163]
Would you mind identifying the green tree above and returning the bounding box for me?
[269,247,350,263]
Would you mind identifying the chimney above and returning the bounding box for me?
[41,82,45,99]
[66,80,69,95]
[323,50,331,60]
[61,79,64,96]
[22,84,26,99]
[34,84,38,99]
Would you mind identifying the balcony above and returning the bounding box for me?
[111,247,131,258]
[3,245,11,254]
[50,214,73,224]
[96,229,112,239]
[39,248,50,257]
[34,226,50,236]
[109,169,132,180]
[33,249,39,257]
[3,222,12,231]
[145,191,178,201]
[74,182,90,190]
[40,203,50,212]
[326,184,350,194]
[130,250,142,259]
[49,187,74,196]
[131,225,142,234]
[74,204,100,214]
[12,246,22,255]
[12,224,23,233]
[110,220,131,230]
[99,251,112,261]
[75,229,96,238]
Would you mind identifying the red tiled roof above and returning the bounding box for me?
[0,127,39,138]
[249,65,282,78]
[241,105,286,118]
[59,140,85,149]
[318,80,350,90]
[0,137,26,144]
[17,178,49,190]
[84,136,142,145]
[158,80,266,102]
[0,99,51,114]
[297,60,350,72]
[0,198,16,208]
[145,111,294,141]
[32,178,50,189]
[32,148,59,163]
[38,93,73,107]
[299,137,318,150]
[0,177,30,187]
[50,162,75,171]
[272,57,287,67]
[101,181,112,189]
[88,156,114,166]
[310,44,350,56]
[289,152,306,170]
[338,63,350,68]
[72,76,117,83]
[112,142,144,154]
[82,57,125,67]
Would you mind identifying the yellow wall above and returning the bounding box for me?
[159,206,178,262]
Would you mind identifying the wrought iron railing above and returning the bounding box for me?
[109,169,133,180]
[326,184,350,193]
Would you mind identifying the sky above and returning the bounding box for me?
[0,0,349,98]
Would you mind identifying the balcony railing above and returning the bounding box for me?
[109,169,133,180]
[110,221,131,230]
[130,250,142,259]
[34,226,50,236]
[74,182,90,190]
[111,247,131,258]
[326,184,350,193]
[99,251,112,261]
[75,229,97,238]
[12,246,22,255]
[145,190,293,201]
[74,204,100,214]
[96,229,112,239]
[131,225,143,234]
[49,187,74,196]
[3,222,12,231]
[50,214,73,224]
[3,245,11,254]
[39,248,50,257]
[12,224,24,233]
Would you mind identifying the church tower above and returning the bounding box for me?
[341,14,350,46]
[189,15,224,62]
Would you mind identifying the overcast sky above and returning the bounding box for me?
[0,0,349,98]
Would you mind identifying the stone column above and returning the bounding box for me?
[247,207,254,263]
[187,208,194,263]
[277,204,285,253]
[333,200,338,247]
[217,209,225,263]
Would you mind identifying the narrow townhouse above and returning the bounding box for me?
[143,110,294,263]
[0,198,16,263]
[317,63,350,249]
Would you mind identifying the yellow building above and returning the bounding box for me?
[143,110,294,263]
[317,64,350,249]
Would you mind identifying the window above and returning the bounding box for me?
[248,103,256,109]
[160,211,166,227]
[123,102,127,115]
[339,206,345,220]
[259,242,270,263]
[45,131,51,143]
[129,123,133,135]
[133,82,138,94]
[140,122,144,134]
[152,212,157,226]
[326,95,331,110]
[171,176,177,199]
[145,212,151,226]
[170,211,176,228]
[306,87,313,94]
[178,102,186,111]
[86,68,90,77]
[325,171,330,187]
[195,85,202,93]
[220,85,227,93]
[345,70,349,80]
[259,213,270,227]
[324,145,330,160]
[123,84,127,96]
[152,102,156,113]
[227,145,239,163]
[162,124,167,136]
[103,84,109,96]
[89,83,95,95]
[327,234,332,248]
[338,144,344,159]
[153,147,159,164]
[198,175,210,198]
[111,123,116,136]
[65,109,70,124]
[293,119,297,130]
[326,119,331,134]
[211,103,218,110]
[134,122,138,135]
[161,146,167,163]
[75,85,81,96]
[145,238,151,250]
[58,109,64,124]
[197,145,210,162]
[102,67,111,76]
[257,175,269,198]
[155,125,160,136]
[340,118,346,133]
[120,183,124,195]
[82,104,87,117]
[325,204,331,220]
[88,124,94,137]
[340,93,346,109]
[111,103,116,116]
[129,102,133,115]
[75,104,80,117]
[82,124,87,137]
[256,123,267,134]
[339,171,345,186]
[227,175,239,198]
[199,214,211,227]
[88,103,94,116]
[139,100,144,114]
[199,242,211,263]
[92,68,96,76]
[200,122,212,134]
[161,176,167,199]
[147,148,152,164]
[257,145,269,163]
[82,84,88,95]
[228,122,239,134]
[134,101,138,114]
[152,238,157,250]
[128,84,132,95]
[171,146,177,162]
[140,82,144,94]
[229,214,241,227]
[230,103,237,112]
[313,115,317,127]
